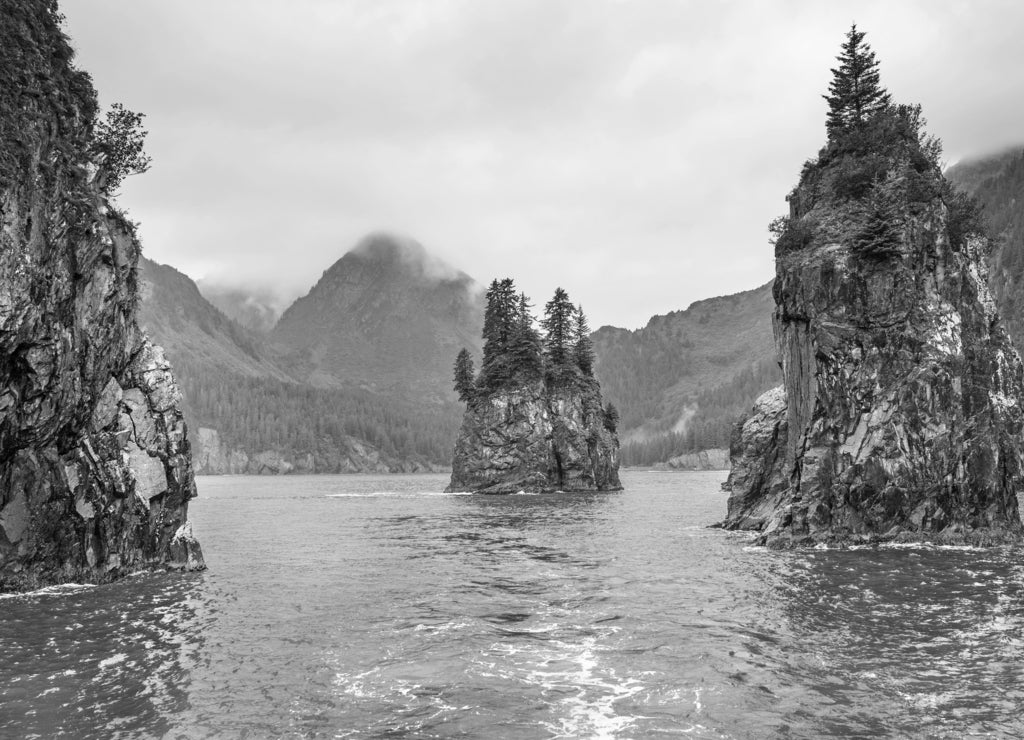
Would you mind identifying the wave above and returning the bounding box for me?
[0,582,96,600]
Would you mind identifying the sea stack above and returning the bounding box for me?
[0,3,203,589]
[447,280,621,493]
[721,26,1024,546]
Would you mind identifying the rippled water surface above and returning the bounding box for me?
[4,471,1024,738]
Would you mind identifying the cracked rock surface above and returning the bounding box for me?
[720,150,1024,547]
[0,4,203,590]
[447,380,621,494]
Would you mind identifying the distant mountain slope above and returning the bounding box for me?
[196,281,283,334]
[137,255,459,473]
[138,257,289,380]
[947,147,1024,346]
[593,281,780,464]
[270,233,483,401]
[144,239,783,470]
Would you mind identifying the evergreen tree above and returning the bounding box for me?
[91,103,152,192]
[453,348,475,402]
[507,293,544,383]
[824,24,891,139]
[480,278,518,388]
[603,402,619,433]
[855,183,902,257]
[542,287,575,372]
[573,305,595,376]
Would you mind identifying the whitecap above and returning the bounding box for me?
[98,653,127,669]
[0,582,95,600]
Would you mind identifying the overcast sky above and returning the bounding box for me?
[63,1,1024,329]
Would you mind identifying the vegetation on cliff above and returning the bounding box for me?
[448,280,620,493]
[0,0,202,589]
[772,25,984,262]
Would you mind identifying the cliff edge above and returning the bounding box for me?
[720,26,1024,547]
[0,3,203,589]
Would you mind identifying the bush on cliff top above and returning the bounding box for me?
[772,24,985,259]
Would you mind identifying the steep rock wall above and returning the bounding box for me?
[448,380,621,493]
[0,4,203,589]
[720,187,1024,547]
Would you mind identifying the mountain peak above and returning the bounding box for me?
[271,232,483,400]
[340,232,469,287]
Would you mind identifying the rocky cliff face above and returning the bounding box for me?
[720,111,1024,547]
[0,4,203,589]
[448,380,621,493]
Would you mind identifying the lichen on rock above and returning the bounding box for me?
[0,2,203,589]
[719,29,1024,547]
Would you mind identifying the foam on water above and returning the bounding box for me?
[0,582,95,600]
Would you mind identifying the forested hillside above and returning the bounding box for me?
[946,148,1024,345]
[142,241,786,471]
[138,256,461,472]
[593,282,780,465]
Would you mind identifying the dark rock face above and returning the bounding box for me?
[721,386,789,530]
[722,198,1024,546]
[720,113,1024,546]
[0,4,203,589]
[448,380,621,493]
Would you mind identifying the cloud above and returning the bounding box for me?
[63,0,1024,328]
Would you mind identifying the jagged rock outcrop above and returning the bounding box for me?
[0,3,203,589]
[720,387,789,529]
[448,380,621,493]
[719,103,1024,546]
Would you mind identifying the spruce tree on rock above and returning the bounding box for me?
[603,402,619,433]
[481,278,518,389]
[573,305,595,376]
[855,181,903,257]
[824,24,891,139]
[453,348,476,402]
[507,293,544,383]
[542,287,575,376]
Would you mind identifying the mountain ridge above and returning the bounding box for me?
[269,232,484,401]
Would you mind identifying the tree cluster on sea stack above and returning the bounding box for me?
[455,280,598,398]
[448,278,621,493]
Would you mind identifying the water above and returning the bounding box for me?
[3,471,1024,738]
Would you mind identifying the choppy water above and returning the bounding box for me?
[3,471,1024,738]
